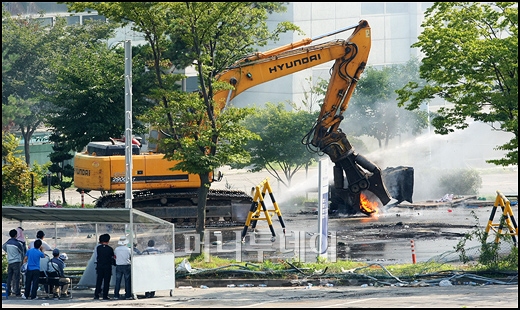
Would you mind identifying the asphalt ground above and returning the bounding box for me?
[2,284,518,308]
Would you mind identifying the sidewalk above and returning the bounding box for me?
[35,188,97,206]
[2,285,518,308]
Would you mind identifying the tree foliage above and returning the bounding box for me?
[41,16,154,153]
[1,131,46,205]
[437,168,482,196]
[396,2,518,166]
[162,2,298,238]
[342,59,429,148]
[2,6,59,165]
[43,133,75,205]
[237,102,318,188]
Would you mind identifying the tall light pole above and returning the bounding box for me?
[47,171,52,203]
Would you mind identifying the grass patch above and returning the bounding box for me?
[173,255,511,281]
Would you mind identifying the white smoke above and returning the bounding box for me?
[362,120,516,201]
[216,120,516,205]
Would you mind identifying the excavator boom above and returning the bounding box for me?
[213,21,369,110]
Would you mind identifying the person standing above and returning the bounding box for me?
[113,236,132,300]
[94,233,115,300]
[15,227,27,289]
[28,230,52,252]
[2,229,25,297]
[23,239,45,300]
[15,227,27,257]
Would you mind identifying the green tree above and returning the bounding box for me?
[396,2,518,166]
[437,168,482,196]
[63,2,193,131]
[1,131,45,205]
[42,16,154,152]
[2,6,58,165]
[236,103,319,188]
[42,133,75,205]
[343,59,429,148]
[161,3,298,245]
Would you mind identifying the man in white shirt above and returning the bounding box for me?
[28,230,53,252]
[113,236,132,300]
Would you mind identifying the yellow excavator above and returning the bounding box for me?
[73,20,392,226]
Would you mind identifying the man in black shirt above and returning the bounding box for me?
[94,234,115,300]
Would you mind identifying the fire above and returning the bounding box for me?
[360,192,379,215]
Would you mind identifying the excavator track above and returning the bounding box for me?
[95,188,253,228]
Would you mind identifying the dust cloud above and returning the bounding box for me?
[362,120,515,201]
[219,120,515,206]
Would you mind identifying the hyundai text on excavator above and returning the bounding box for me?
[73,20,392,226]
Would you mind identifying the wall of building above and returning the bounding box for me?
[14,131,53,168]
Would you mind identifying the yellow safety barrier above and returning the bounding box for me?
[485,190,518,246]
[240,178,286,242]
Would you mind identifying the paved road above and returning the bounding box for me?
[2,284,517,308]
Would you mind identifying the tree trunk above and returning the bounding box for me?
[60,188,67,205]
[20,125,37,166]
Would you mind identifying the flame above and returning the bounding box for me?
[360,192,379,216]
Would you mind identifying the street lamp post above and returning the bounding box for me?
[47,172,51,203]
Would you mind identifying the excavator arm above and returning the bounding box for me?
[306,20,392,214]
[215,20,391,214]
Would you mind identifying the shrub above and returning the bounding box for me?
[437,168,482,195]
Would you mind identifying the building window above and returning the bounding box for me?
[65,15,80,25]
[386,3,409,14]
[82,15,106,24]
[361,3,384,15]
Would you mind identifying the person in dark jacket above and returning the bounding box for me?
[93,234,115,300]
[50,248,71,298]
[2,229,25,297]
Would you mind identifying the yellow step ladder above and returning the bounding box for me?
[485,190,518,246]
[240,178,286,242]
